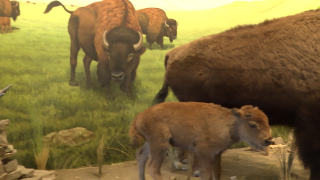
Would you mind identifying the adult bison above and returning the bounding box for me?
[136,8,178,49]
[0,0,20,21]
[44,0,146,100]
[153,9,320,180]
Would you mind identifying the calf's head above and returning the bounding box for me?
[10,1,20,21]
[231,105,273,149]
[164,19,178,42]
[102,27,146,83]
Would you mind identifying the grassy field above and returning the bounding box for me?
[0,0,317,170]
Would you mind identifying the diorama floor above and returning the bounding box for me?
[54,147,310,180]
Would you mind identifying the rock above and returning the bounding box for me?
[3,159,18,173]
[5,146,14,153]
[6,168,21,180]
[0,147,6,156]
[32,170,55,179]
[273,137,285,145]
[0,120,9,132]
[0,150,17,160]
[0,173,7,180]
[171,176,176,180]
[270,144,287,149]
[18,166,34,178]
[0,132,8,148]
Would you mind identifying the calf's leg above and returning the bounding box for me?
[196,154,214,180]
[136,142,150,180]
[212,152,222,180]
[147,140,170,180]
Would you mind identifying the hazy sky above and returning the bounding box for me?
[37,0,266,11]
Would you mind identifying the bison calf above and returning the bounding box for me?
[129,102,273,180]
[0,17,12,34]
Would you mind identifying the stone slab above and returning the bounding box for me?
[3,159,18,173]
[7,168,21,180]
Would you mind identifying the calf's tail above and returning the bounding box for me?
[44,1,73,14]
[152,54,170,105]
[129,116,144,148]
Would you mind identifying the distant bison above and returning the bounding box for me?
[0,16,12,33]
[153,9,320,180]
[129,102,273,180]
[44,0,146,100]
[136,8,178,49]
[0,0,20,21]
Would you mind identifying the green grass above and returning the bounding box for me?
[0,0,317,170]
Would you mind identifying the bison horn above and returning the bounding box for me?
[12,1,19,7]
[164,20,169,28]
[176,21,178,26]
[102,30,109,49]
[133,31,143,51]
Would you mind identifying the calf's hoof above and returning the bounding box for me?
[69,80,79,86]
[193,170,200,177]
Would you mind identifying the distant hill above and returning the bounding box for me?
[167,0,320,30]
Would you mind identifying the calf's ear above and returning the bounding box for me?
[231,109,242,118]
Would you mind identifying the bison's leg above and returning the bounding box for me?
[146,34,156,49]
[155,35,164,49]
[1,26,4,34]
[68,16,80,86]
[8,25,12,33]
[147,143,168,180]
[97,62,114,100]
[212,152,222,180]
[296,104,320,180]
[136,142,150,180]
[69,41,80,86]
[82,55,94,88]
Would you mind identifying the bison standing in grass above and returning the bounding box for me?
[0,0,20,21]
[44,0,146,100]
[129,102,273,180]
[152,9,320,180]
[136,8,178,49]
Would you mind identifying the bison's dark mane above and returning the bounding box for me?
[106,26,140,44]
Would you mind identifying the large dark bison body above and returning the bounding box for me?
[44,0,146,100]
[153,9,320,180]
[0,0,20,21]
[136,8,178,49]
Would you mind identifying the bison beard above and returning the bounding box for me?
[97,26,145,99]
[153,9,320,180]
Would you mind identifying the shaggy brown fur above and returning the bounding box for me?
[0,0,20,21]
[129,102,272,180]
[0,17,12,33]
[44,0,146,100]
[153,9,320,180]
[136,8,178,49]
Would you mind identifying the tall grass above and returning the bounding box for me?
[0,1,317,170]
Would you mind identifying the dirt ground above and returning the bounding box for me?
[54,147,310,180]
